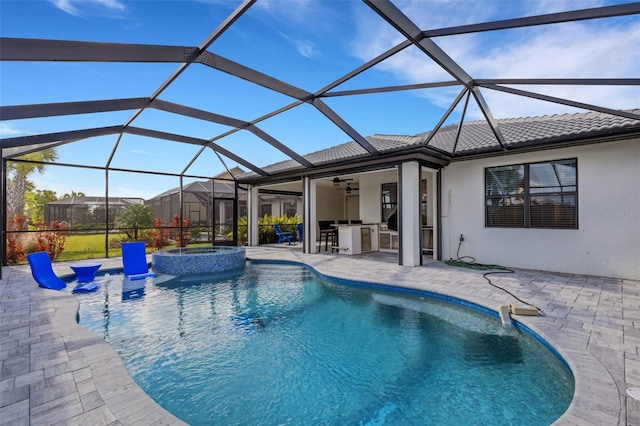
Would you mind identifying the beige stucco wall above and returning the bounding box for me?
[441,138,640,280]
[358,169,398,224]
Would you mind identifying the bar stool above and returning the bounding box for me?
[318,220,337,251]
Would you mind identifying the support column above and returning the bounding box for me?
[248,186,260,246]
[400,161,421,266]
[305,177,318,253]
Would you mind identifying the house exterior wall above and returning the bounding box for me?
[315,185,345,233]
[441,138,640,280]
[359,169,397,225]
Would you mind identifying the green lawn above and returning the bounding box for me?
[13,232,217,264]
[56,233,213,262]
[57,233,129,261]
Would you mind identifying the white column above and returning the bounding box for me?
[248,186,260,246]
[306,178,318,253]
[431,170,439,260]
[401,161,421,266]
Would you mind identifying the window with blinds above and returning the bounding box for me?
[485,159,577,229]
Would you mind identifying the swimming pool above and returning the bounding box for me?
[76,262,573,425]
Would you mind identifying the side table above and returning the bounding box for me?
[70,263,102,283]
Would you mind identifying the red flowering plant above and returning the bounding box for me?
[33,219,69,260]
[170,214,192,248]
[149,218,170,251]
[6,216,26,265]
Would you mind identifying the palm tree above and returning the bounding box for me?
[115,204,154,241]
[62,190,86,198]
[6,149,58,226]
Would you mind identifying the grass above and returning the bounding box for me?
[13,232,219,264]
[56,233,214,262]
[57,233,129,261]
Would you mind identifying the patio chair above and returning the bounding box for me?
[26,251,66,290]
[297,223,304,242]
[273,225,294,245]
[122,242,156,280]
[318,220,337,251]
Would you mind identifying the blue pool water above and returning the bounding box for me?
[76,263,573,425]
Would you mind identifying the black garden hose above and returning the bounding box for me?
[445,240,543,315]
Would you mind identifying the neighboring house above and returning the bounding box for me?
[145,168,243,229]
[145,167,302,227]
[238,110,640,280]
[44,196,145,228]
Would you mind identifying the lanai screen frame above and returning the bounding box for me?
[1,155,240,268]
[1,0,639,274]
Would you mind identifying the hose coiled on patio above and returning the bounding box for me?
[445,240,544,315]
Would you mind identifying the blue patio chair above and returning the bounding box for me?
[273,225,294,245]
[122,242,156,280]
[297,223,303,242]
[26,251,66,290]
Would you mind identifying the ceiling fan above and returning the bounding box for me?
[332,177,354,186]
[345,183,359,194]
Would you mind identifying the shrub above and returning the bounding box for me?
[150,218,170,251]
[108,235,130,249]
[170,215,192,248]
[33,219,69,260]
[6,216,26,265]
[258,214,301,244]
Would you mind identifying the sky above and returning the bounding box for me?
[0,0,638,199]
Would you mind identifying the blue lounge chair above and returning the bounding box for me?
[26,251,66,290]
[273,225,294,245]
[297,223,303,242]
[73,281,99,293]
[122,242,156,280]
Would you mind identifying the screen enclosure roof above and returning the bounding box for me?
[1,0,639,183]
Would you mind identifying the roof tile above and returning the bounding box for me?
[239,109,640,179]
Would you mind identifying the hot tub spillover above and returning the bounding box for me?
[152,246,246,275]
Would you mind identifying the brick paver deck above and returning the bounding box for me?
[1,247,639,425]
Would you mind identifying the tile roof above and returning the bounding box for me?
[240,109,640,179]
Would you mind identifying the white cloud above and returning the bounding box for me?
[351,1,640,118]
[254,0,320,26]
[49,0,127,18]
[0,122,28,138]
[277,31,318,59]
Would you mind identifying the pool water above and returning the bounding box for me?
[77,263,573,425]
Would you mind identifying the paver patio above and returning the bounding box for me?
[1,246,638,425]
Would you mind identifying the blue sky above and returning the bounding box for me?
[1,0,638,199]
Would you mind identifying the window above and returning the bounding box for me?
[485,159,577,229]
[381,183,397,227]
[420,179,428,226]
[283,200,297,217]
[259,204,272,217]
